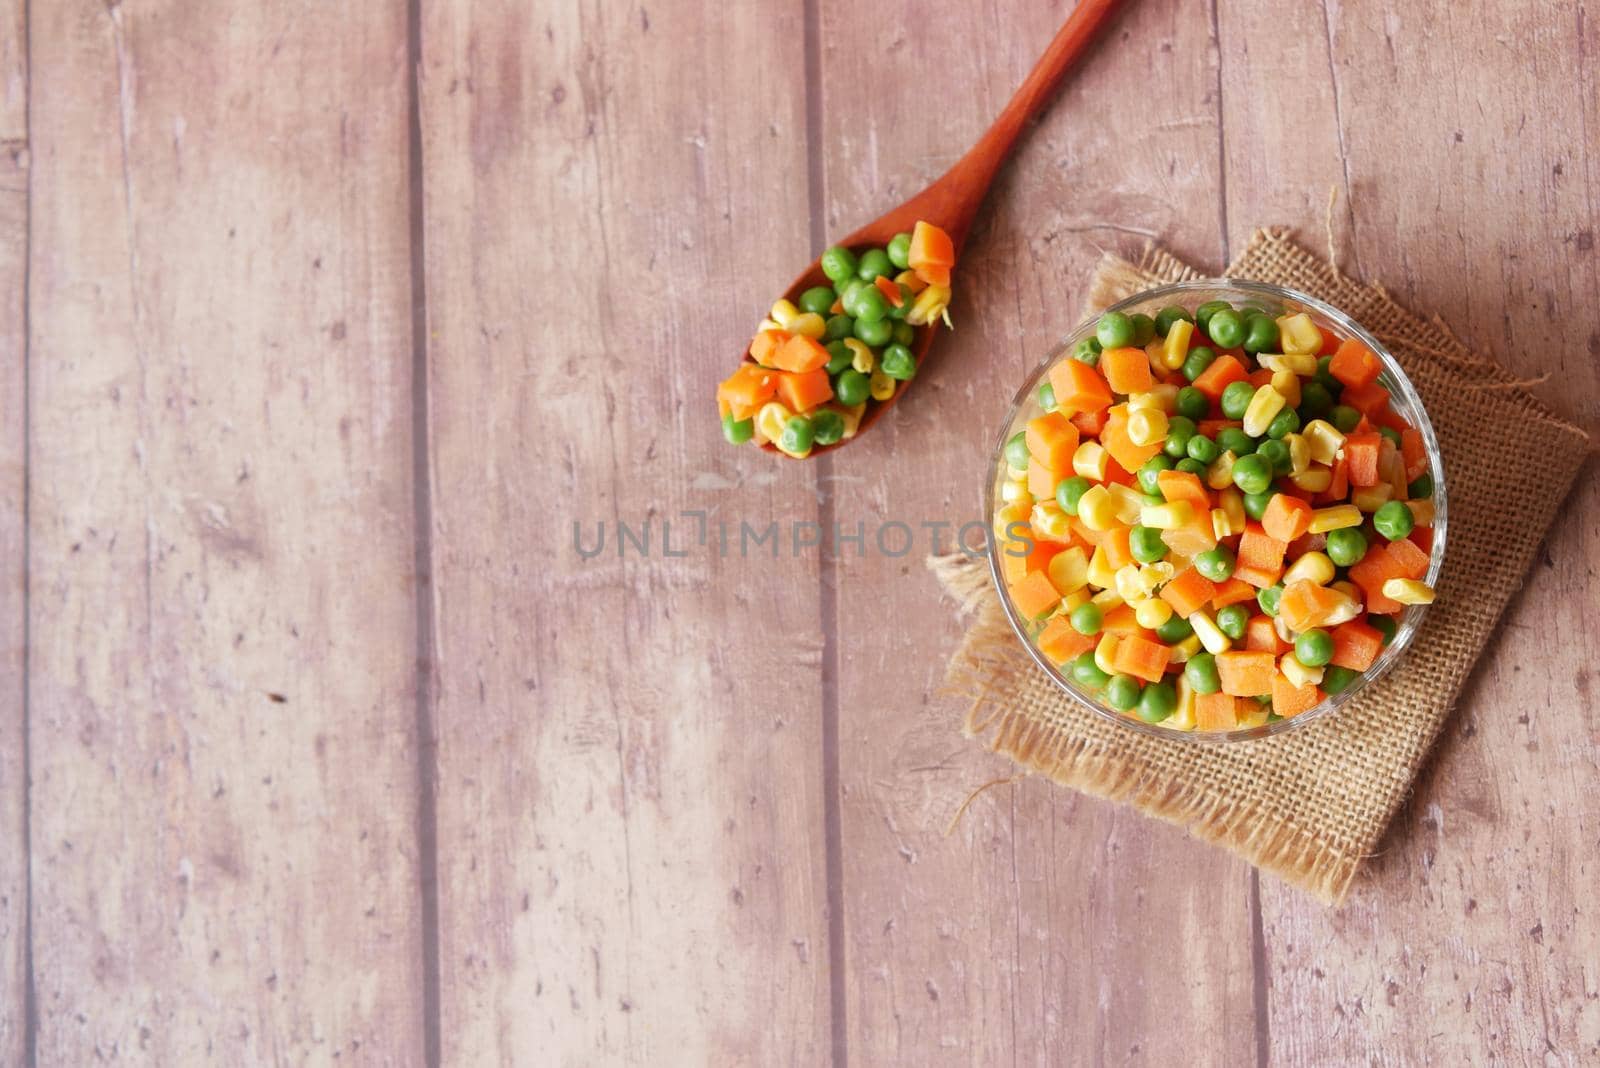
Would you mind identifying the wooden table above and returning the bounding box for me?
[3,1,1596,1064]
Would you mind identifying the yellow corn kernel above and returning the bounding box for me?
[1161,677,1197,730]
[1276,313,1324,356]
[993,501,1030,538]
[1302,419,1346,465]
[905,283,950,326]
[1243,385,1287,437]
[1220,486,1246,527]
[1207,450,1238,490]
[1284,433,1311,475]
[757,317,783,333]
[1114,564,1149,605]
[1086,543,1117,588]
[1070,442,1107,483]
[836,403,866,439]
[894,269,927,295]
[1352,483,1394,513]
[1259,351,1319,376]
[869,369,896,402]
[1290,466,1333,494]
[1320,590,1363,626]
[1094,633,1122,676]
[1135,598,1173,630]
[1211,508,1237,540]
[754,401,794,447]
[1406,499,1436,528]
[1091,587,1126,610]
[1140,500,1195,530]
[770,299,800,328]
[1330,579,1362,605]
[1382,578,1435,605]
[1030,501,1072,543]
[1271,369,1302,410]
[1279,652,1325,688]
[1048,546,1090,594]
[1141,561,1176,588]
[1274,613,1296,646]
[1168,633,1203,665]
[789,311,827,339]
[1236,704,1270,729]
[1108,484,1147,526]
[1189,609,1232,655]
[1059,587,1092,613]
[1077,485,1117,531]
[844,338,874,373]
[1129,384,1179,413]
[1000,478,1033,505]
[1282,551,1335,586]
[1308,504,1363,533]
[1126,408,1169,447]
[1163,319,1195,370]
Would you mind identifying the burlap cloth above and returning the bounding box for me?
[933,228,1592,905]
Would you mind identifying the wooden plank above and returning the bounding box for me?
[416,2,831,1062]
[1222,2,1600,1061]
[819,2,1257,1062]
[0,0,28,1056]
[26,1,426,1061]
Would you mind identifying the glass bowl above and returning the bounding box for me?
[984,280,1447,742]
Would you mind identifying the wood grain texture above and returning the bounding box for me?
[26,1,426,1061]
[819,2,1255,1063]
[1222,2,1600,1062]
[0,0,28,1057]
[415,2,832,1062]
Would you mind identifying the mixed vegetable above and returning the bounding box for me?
[717,221,955,457]
[994,299,1438,733]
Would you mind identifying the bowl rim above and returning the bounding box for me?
[984,277,1448,743]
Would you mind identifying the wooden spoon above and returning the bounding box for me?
[752,0,1126,456]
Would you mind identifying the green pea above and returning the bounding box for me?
[883,283,915,321]
[1373,500,1415,541]
[1155,614,1194,643]
[820,246,857,283]
[1330,404,1362,433]
[824,314,855,342]
[811,410,845,446]
[1136,681,1178,723]
[1298,381,1333,420]
[722,412,754,444]
[1185,653,1222,695]
[854,316,892,346]
[1371,615,1398,646]
[1070,602,1103,636]
[1321,665,1360,695]
[1217,427,1255,456]
[1175,458,1208,476]
[1004,431,1031,470]
[1266,408,1300,440]
[1071,651,1111,690]
[1072,337,1103,365]
[1155,305,1193,335]
[1295,629,1334,668]
[779,416,814,455]
[1105,674,1142,712]
[1096,312,1135,349]
[1130,313,1157,347]
[1315,354,1342,393]
[799,285,836,316]
[1187,434,1220,464]
[1130,525,1168,563]
[1195,300,1232,330]
[1379,426,1403,448]
[1208,309,1246,348]
[1056,476,1091,515]
[1243,313,1279,354]
[856,248,894,282]
[824,340,854,375]
[1195,546,1236,582]
[836,369,870,407]
[881,344,917,381]
[1266,711,1285,722]
[892,321,915,347]
[1256,439,1291,476]
[1216,604,1250,641]
[1408,473,1434,499]
[1182,345,1218,382]
[1325,527,1368,566]
[838,278,868,317]
[887,232,912,269]
[1138,454,1175,496]
[1176,386,1209,421]
[1242,488,1275,520]
[853,287,890,325]
[1163,417,1197,459]
[1257,583,1285,617]
[1221,380,1256,420]
[1037,382,1056,410]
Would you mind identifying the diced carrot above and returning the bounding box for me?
[1286,531,1327,559]
[1400,429,1428,481]
[1329,338,1382,388]
[1232,562,1282,590]
[916,263,951,287]
[1244,614,1289,655]
[1037,616,1096,664]
[1112,633,1172,683]
[1349,543,1419,614]
[1070,407,1110,437]
[999,529,1032,585]
[1026,540,1065,573]
[1102,455,1136,487]
[1191,354,1249,401]
[750,329,789,366]
[1385,536,1431,579]
[1100,603,1146,637]
[1380,436,1407,500]
[1260,493,1313,543]
[1100,347,1154,395]
[1279,580,1351,632]
[1100,406,1165,472]
[1237,522,1288,577]
[1342,381,1391,420]
[1161,508,1219,558]
[1330,619,1383,671]
[1195,691,1242,731]
[1197,419,1241,439]
[775,368,833,413]
[1027,457,1059,500]
[1102,526,1135,570]
[1317,329,1342,357]
[1210,577,1257,610]
[1216,650,1276,696]
[1409,526,1434,554]
[1247,367,1274,389]
[1317,455,1349,503]
[717,363,778,420]
[1159,565,1218,618]
[1010,569,1061,620]
[1067,515,1105,547]
[1050,359,1115,414]
[771,333,830,373]
[1270,674,1324,717]
[873,274,905,308]
[1156,469,1210,510]
[1026,412,1080,472]
[1344,431,1383,487]
[908,220,955,274]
